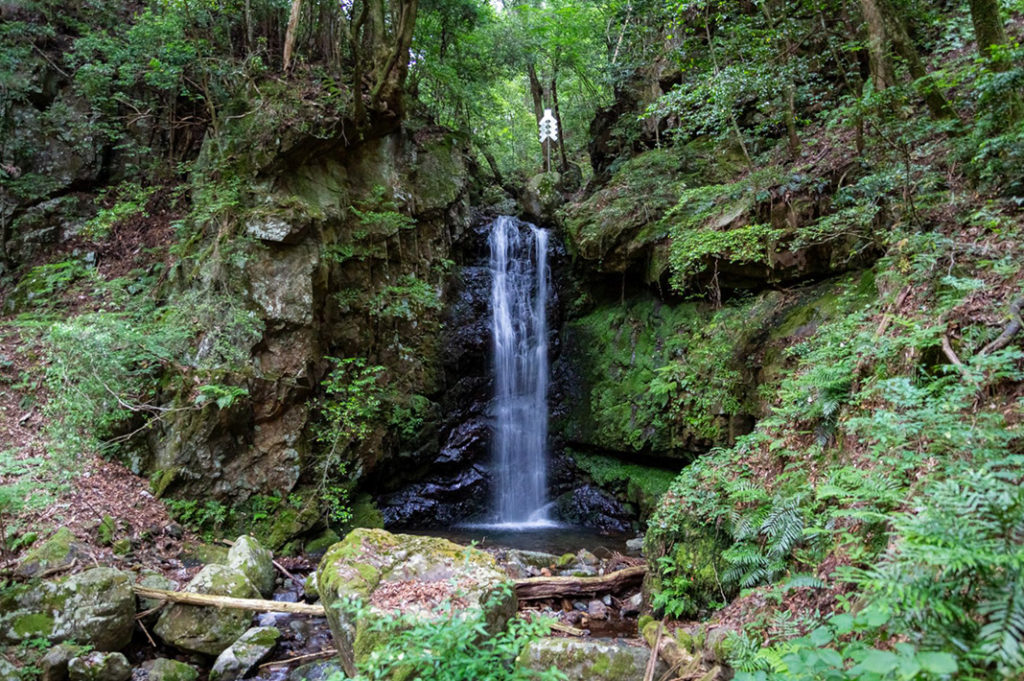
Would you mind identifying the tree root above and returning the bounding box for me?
[980,295,1023,356]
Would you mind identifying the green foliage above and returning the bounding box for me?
[42,303,192,460]
[730,606,960,681]
[83,182,157,239]
[164,498,232,539]
[852,464,1024,675]
[369,275,442,322]
[312,358,387,524]
[347,585,566,681]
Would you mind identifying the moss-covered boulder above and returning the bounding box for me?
[154,564,258,656]
[15,527,86,578]
[227,535,276,598]
[0,567,134,651]
[316,528,516,675]
[139,658,200,681]
[67,652,131,681]
[41,642,88,681]
[136,572,179,622]
[517,638,666,681]
[209,626,281,681]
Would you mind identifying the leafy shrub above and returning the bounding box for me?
[347,585,566,681]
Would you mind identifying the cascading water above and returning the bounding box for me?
[489,215,551,525]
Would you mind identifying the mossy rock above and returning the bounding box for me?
[67,651,131,681]
[226,535,276,598]
[0,567,134,651]
[179,542,229,567]
[316,528,516,676]
[346,493,385,532]
[643,519,730,619]
[250,494,321,552]
[518,637,666,681]
[140,658,199,681]
[153,564,258,656]
[209,626,281,681]
[16,527,84,578]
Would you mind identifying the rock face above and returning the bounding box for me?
[209,626,281,681]
[0,567,134,651]
[518,638,667,681]
[154,564,258,656]
[143,125,473,529]
[316,528,516,675]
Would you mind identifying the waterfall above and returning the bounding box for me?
[489,216,551,525]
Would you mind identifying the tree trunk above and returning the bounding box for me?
[858,0,893,90]
[283,0,302,72]
[550,77,569,171]
[527,63,544,122]
[882,5,957,119]
[968,0,1010,66]
[132,585,327,615]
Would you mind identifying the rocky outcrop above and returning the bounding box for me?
[316,528,516,675]
[144,125,474,531]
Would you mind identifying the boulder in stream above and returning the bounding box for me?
[154,564,258,656]
[316,528,516,675]
[226,535,276,598]
[209,626,281,681]
[137,658,200,681]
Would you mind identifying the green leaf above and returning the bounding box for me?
[860,649,900,674]
[916,651,957,675]
[829,613,855,634]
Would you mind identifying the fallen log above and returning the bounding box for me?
[513,565,646,601]
[131,585,326,616]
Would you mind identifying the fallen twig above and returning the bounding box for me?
[259,649,337,669]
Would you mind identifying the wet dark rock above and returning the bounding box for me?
[435,417,489,468]
[378,465,489,528]
[553,485,632,533]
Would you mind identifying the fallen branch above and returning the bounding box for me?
[513,565,646,601]
[641,620,702,679]
[643,620,663,681]
[259,649,337,669]
[549,621,585,636]
[980,295,1023,356]
[131,585,326,616]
